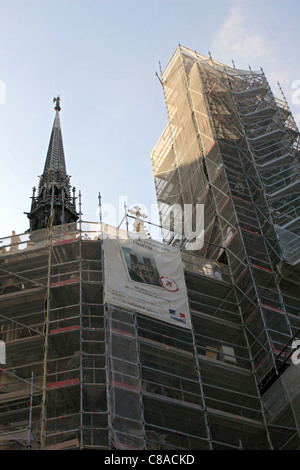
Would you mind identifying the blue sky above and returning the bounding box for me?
[0,0,300,238]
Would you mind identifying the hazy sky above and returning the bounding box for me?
[1,0,300,238]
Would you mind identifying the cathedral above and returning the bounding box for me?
[1,46,300,450]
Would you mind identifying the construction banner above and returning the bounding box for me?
[103,237,191,329]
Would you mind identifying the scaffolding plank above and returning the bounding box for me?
[46,437,79,450]
[47,378,79,389]
[51,277,79,287]
[50,325,79,335]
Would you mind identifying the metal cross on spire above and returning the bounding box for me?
[53,96,61,111]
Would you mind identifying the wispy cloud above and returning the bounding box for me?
[211,0,300,124]
[212,1,268,68]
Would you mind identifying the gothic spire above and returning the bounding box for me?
[26,97,79,232]
[43,98,67,178]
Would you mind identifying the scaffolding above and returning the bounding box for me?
[1,45,300,451]
[151,45,300,449]
[0,222,105,450]
[0,216,283,450]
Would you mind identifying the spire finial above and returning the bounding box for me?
[53,96,61,111]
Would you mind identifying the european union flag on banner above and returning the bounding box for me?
[169,309,186,324]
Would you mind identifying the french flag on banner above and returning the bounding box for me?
[169,309,186,325]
